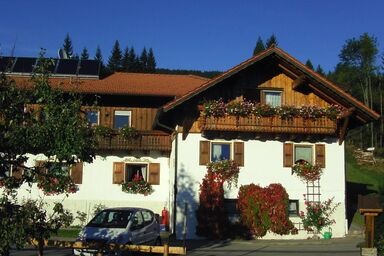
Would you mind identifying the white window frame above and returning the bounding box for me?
[294,144,314,164]
[114,110,132,129]
[210,142,232,162]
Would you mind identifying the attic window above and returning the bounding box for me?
[261,90,282,107]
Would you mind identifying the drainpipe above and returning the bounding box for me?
[154,108,178,236]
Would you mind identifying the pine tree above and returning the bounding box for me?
[128,48,138,72]
[139,47,148,72]
[107,40,123,72]
[305,59,314,70]
[80,47,89,60]
[94,45,103,63]
[134,56,141,72]
[253,36,265,56]
[62,33,74,58]
[122,47,131,72]
[316,65,325,76]
[147,48,156,73]
[265,34,278,48]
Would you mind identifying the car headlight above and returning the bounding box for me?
[76,231,86,242]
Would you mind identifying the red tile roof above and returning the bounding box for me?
[10,72,210,97]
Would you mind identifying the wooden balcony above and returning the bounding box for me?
[97,131,172,152]
[198,115,337,135]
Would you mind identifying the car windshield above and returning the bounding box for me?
[87,210,133,228]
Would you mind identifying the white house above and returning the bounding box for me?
[2,47,379,239]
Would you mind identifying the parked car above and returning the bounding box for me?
[74,207,161,255]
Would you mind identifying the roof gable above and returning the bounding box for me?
[161,47,379,124]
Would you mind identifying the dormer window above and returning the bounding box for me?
[261,90,282,107]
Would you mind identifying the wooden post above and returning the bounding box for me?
[359,209,382,248]
[163,242,169,256]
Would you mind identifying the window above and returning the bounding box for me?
[288,200,299,216]
[283,143,326,168]
[200,141,244,166]
[211,143,231,162]
[86,110,99,126]
[294,145,313,164]
[262,90,282,107]
[113,162,160,185]
[114,110,131,129]
[126,164,147,182]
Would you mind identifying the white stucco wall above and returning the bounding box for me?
[13,151,173,224]
[175,133,346,239]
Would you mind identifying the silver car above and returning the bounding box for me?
[74,207,161,255]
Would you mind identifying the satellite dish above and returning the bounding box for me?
[58,48,68,59]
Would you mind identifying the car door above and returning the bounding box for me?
[129,211,145,244]
[141,210,159,244]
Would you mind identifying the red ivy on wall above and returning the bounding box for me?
[237,183,295,237]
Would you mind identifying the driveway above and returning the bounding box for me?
[10,236,364,256]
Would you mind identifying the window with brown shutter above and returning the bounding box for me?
[113,162,125,184]
[148,163,160,185]
[234,142,244,167]
[315,144,326,168]
[70,162,83,184]
[199,141,210,165]
[283,143,293,167]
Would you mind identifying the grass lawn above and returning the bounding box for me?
[56,228,81,238]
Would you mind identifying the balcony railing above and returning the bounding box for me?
[97,131,172,152]
[198,115,337,135]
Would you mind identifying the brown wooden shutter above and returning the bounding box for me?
[234,142,244,167]
[11,165,24,179]
[113,162,125,184]
[199,141,210,165]
[71,162,83,184]
[283,143,293,167]
[35,160,48,174]
[315,144,326,168]
[148,163,160,185]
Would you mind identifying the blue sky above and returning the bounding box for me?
[0,0,383,73]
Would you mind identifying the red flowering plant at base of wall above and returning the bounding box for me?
[196,160,240,239]
[299,197,340,234]
[35,173,77,196]
[292,160,323,182]
[121,174,153,196]
[237,183,295,237]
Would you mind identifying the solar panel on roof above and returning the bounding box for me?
[12,57,37,73]
[0,57,16,72]
[55,59,79,75]
[33,58,57,73]
[78,60,100,76]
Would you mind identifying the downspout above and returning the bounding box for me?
[154,108,178,235]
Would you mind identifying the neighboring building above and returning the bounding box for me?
[1,47,379,239]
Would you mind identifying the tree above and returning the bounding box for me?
[0,52,96,255]
[94,45,103,63]
[122,47,131,72]
[147,48,156,73]
[265,34,278,48]
[139,47,148,72]
[62,33,74,59]
[316,64,325,76]
[253,36,265,56]
[80,47,89,60]
[305,59,314,70]
[107,40,122,72]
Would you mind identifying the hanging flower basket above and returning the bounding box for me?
[292,160,323,182]
[121,174,153,196]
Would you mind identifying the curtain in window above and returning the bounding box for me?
[265,91,281,107]
[295,146,313,164]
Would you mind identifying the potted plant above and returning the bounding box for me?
[121,174,153,196]
[120,126,140,140]
[292,160,323,182]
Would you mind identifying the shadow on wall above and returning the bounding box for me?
[175,163,198,238]
[346,181,376,227]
